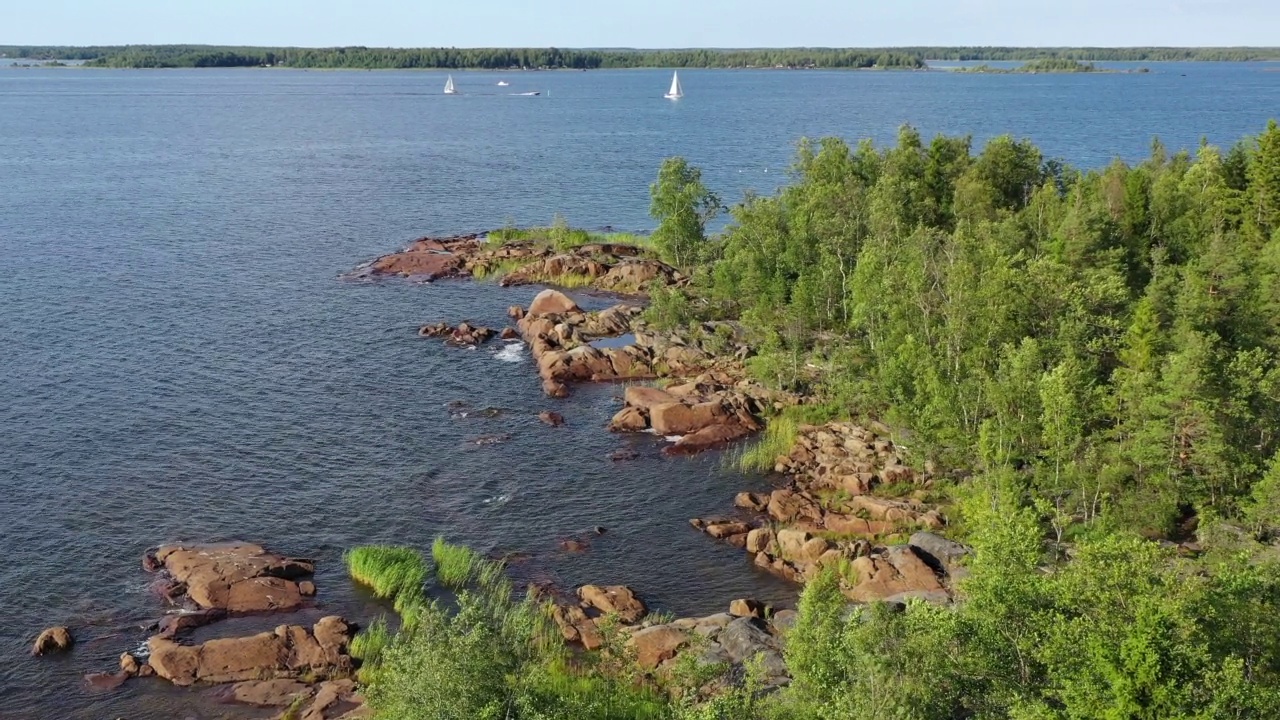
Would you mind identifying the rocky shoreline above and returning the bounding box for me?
[31,230,966,713]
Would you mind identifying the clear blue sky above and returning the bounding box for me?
[4,0,1278,47]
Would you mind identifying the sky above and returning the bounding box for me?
[4,0,1279,48]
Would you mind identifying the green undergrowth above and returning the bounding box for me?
[729,402,850,473]
[350,615,392,683]
[469,258,532,281]
[524,270,597,289]
[345,545,428,602]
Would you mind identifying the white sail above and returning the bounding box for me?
[444,75,457,94]
[664,71,683,99]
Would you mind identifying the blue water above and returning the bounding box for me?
[1,64,1277,719]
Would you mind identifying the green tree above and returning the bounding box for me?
[649,157,721,268]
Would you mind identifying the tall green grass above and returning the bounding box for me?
[431,536,486,589]
[350,615,393,683]
[730,416,800,473]
[469,258,533,281]
[345,545,428,601]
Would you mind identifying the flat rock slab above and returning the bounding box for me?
[148,542,315,614]
[147,616,354,686]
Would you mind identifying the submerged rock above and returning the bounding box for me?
[538,410,566,426]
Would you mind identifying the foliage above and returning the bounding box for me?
[350,615,393,683]
[345,545,428,603]
[650,158,722,269]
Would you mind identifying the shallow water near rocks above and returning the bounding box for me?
[3,64,1279,718]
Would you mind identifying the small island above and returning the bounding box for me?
[953,58,1150,73]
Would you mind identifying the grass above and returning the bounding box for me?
[351,615,393,683]
[431,536,486,589]
[730,415,800,473]
[522,270,597,289]
[345,545,428,601]
[832,555,861,587]
[469,258,533,281]
[280,695,308,720]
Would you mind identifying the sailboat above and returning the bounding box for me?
[663,70,683,100]
[496,80,509,86]
[443,75,458,94]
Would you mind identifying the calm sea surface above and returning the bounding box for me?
[1,63,1277,718]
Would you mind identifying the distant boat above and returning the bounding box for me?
[664,70,683,100]
[512,91,540,96]
[444,75,458,94]
[497,80,509,86]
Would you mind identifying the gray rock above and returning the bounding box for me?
[719,617,778,663]
[883,589,951,605]
[909,531,970,572]
[769,609,798,634]
[693,613,734,637]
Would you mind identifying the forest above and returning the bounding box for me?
[339,122,1280,719]
[5,44,1280,69]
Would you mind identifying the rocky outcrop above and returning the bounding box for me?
[578,585,647,624]
[418,321,496,346]
[526,289,583,316]
[357,235,482,281]
[31,626,73,656]
[549,584,648,649]
[146,542,315,614]
[145,616,355,686]
[622,603,790,689]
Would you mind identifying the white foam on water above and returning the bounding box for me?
[494,342,525,363]
[664,435,683,442]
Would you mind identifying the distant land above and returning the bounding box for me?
[2,45,1280,70]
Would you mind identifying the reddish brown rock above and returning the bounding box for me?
[767,490,824,526]
[578,585,646,624]
[552,604,603,650]
[623,386,680,411]
[845,547,944,602]
[704,521,751,539]
[649,402,724,436]
[735,492,768,512]
[629,625,691,669]
[370,251,464,280]
[500,327,520,340]
[728,598,767,619]
[147,543,314,614]
[539,411,566,427]
[542,379,568,398]
[527,289,581,316]
[223,679,312,707]
[745,528,774,554]
[667,422,752,454]
[31,626,73,656]
[146,616,354,686]
[609,406,649,432]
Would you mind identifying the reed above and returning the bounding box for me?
[344,545,428,601]
[730,415,800,473]
[431,536,485,589]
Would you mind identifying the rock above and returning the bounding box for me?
[577,585,646,624]
[667,422,752,455]
[704,521,750,539]
[559,538,589,553]
[734,492,768,512]
[692,613,735,636]
[745,528,774,554]
[538,410,566,426]
[542,379,568,398]
[31,626,74,656]
[508,305,525,320]
[552,604,602,650]
[500,327,520,340]
[799,536,832,564]
[650,402,724,435]
[527,289,581,316]
[608,448,640,462]
[908,532,970,571]
[767,490,824,526]
[224,679,312,707]
[718,617,778,663]
[608,406,649,432]
[120,652,142,676]
[299,581,317,597]
[776,529,812,560]
[823,515,897,537]
[845,547,945,603]
[147,542,314,614]
[623,386,680,411]
[770,609,798,634]
[728,598,767,619]
[369,249,464,280]
[629,625,691,669]
[147,616,354,686]
[158,609,228,638]
[84,671,130,690]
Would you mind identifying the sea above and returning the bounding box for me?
[1,62,1277,718]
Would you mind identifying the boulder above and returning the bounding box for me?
[158,609,228,638]
[728,598,767,619]
[745,528,774,554]
[767,490,823,526]
[823,515,896,537]
[552,604,602,650]
[147,542,314,614]
[146,616,354,686]
[692,613,735,636]
[31,626,73,656]
[608,406,648,432]
[734,492,768,512]
[500,327,520,340]
[623,386,679,411]
[538,411,566,427]
[650,402,724,435]
[770,610,798,634]
[542,379,568,398]
[527,289,581,316]
[909,532,970,571]
[369,250,463,280]
[776,529,812,560]
[799,536,832,564]
[508,305,526,320]
[629,625,691,669]
[845,547,944,603]
[704,521,750,539]
[718,617,778,663]
[667,422,752,455]
[577,585,646,624]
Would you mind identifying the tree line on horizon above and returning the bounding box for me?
[4,44,1280,69]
